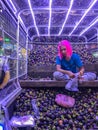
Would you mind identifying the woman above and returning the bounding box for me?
[53,40,96,91]
[0,56,10,89]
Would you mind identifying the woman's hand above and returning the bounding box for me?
[0,85,3,89]
[79,67,85,77]
[67,71,75,78]
[79,70,84,76]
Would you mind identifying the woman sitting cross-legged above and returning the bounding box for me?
[53,40,96,92]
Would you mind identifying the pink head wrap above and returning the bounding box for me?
[58,40,72,59]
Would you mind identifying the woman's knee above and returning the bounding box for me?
[53,71,63,78]
[83,72,97,81]
[53,71,69,80]
[53,71,63,80]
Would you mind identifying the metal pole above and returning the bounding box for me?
[26,32,28,78]
[96,28,98,44]
[2,106,12,130]
[16,16,20,82]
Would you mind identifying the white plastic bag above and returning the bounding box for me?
[10,115,35,127]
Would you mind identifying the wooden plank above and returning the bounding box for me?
[79,80,98,87]
[20,80,98,88]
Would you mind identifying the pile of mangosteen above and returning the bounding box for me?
[13,87,98,130]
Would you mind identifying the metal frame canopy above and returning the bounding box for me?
[3,0,98,42]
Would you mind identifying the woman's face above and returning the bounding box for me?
[60,46,66,57]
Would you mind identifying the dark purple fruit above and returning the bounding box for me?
[77,116,82,121]
[14,87,98,130]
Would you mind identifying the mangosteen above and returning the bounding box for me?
[63,119,68,124]
[51,115,56,120]
[76,128,81,130]
[39,108,43,112]
[64,124,69,127]
[59,124,65,129]
[77,116,82,121]
[56,126,61,130]
[43,121,47,125]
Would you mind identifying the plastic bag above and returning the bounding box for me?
[55,94,75,108]
[10,115,35,127]
[31,99,40,119]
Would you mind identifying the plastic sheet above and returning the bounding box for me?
[10,115,35,127]
[31,99,40,119]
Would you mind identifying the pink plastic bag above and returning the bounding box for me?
[55,94,75,108]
